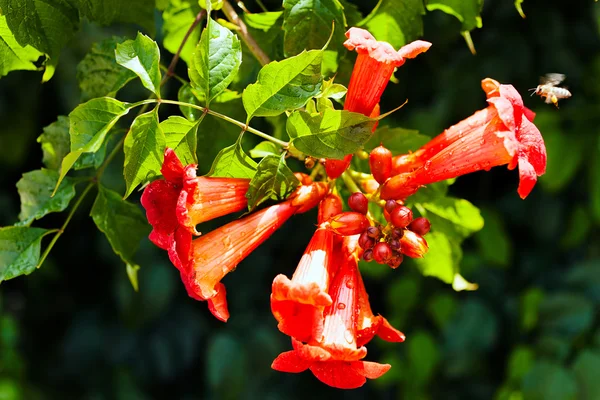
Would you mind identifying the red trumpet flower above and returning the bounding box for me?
[381,78,546,200]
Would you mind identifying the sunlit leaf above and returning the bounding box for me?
[16,169,76,226]
[115,32,162,96]
[162,0,202,64]
[249,141,279,159]
[0,226,49,283]
[359,0,425,48]
[123,108,166,197]
[365,125,430,154]
[37,116,71,171]
[0,15,43,77]
[246,154,300,210]
[425,0,483,32]
[160,116,200,165]
[206,134,257,179]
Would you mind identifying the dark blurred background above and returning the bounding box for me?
[1,0,599,399]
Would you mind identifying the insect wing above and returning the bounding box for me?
[540,73,566,86]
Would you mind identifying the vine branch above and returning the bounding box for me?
[222,0,271,66]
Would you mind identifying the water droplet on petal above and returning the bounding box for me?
[346,280,354,289]
[337,303,346,310]
[344,329,355,344]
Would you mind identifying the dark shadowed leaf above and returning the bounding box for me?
[76,0,156,36]
[522,362,577,400]
[115,32,162,96]
[242,49,324,120]
[16,170,76,226]
[425,0,483,32]
[77,36,136,101]
[475,207,512,267]
[572,350,600,400]
[282,0,346,57]
[246,154,300,210]
[538,293,594,339]
[123,108,166,197]
[189,17,242,105]
[0,226,49,283]
[37,116,71,171]
[359,0,425,48]
[286,108,377,159]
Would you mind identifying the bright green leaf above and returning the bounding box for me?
[245,11,283,31]
[242,49,324,120]
[515,0,526,18]
[413,231,455,283]
[207,134,257,179]
[126,263,140,292]
[249,141,279,159]
[76,37,136,101]
[115,32,162,96]
[162,0,202,64]
[418,197,484,239]
[522,362,577,400]
[189,17,242,105]
[316,78,347,100]
[286,108,377,159]
[246,154,300,210]
[16,169,76,226]
[75,0,156,36]
[160,115,199,165]
[359,0,425,48]
[475,207,512,267]
[365,125,430,154]
[572,350,600,400]
[0,0,79,58]
[37,116,70,171]
[0,226,49,283]
[282,0,346,57]
[91,185,150,267]
[425,0,484,32]
[0,15,43,77]
[123,108,166,197]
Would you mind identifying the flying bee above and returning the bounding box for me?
[529,73,571,107]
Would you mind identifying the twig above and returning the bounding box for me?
[222,0,271,66]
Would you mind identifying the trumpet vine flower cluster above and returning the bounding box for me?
[141,27,546,389]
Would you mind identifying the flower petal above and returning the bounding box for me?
[272,349,312,373]
[207,283,230,322]
[141,179,180,250]
[309,361,368,389]
[161,148,185,184]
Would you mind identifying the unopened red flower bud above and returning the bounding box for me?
[294,172,312,185]
[318,194,343,224]
[369,145,393,184]
[325,154,352,179]
[389,238,401,251]
[358,231,375,250]
[390,205,413,228]
[400,230,428,258]
[366,226,381,239]
[361,177,379,194]
[387,252,404,269]
[385,199,398,214]
[391,228,404,239]
[327,212,370,236]
[409,217,431,236]
[373,242,392,264]
[348,192,369,214]
[363,249,374,261]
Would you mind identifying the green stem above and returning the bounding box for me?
[96,135,127,180]
[341,171,361,194]
[222,0,271,66]
[37,182,95,269]
[157,99,289,148]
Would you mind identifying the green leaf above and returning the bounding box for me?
[162,0,202,64]
[418,197,484,240]
[359,0,425,48]
[475,207,512,267]
[0,0,79,58]
[207,134,257,179]
[90,185,150,266]
[246,154,300,210]
[316,78,347,100]
[243,11,285,62]
[425,0,483,32]
[56,98,131,188]
[426,293,458,330]
[286,108,377,159]
[520,287,544,332]
[572,350,600,400]
[76,37,136,101]
[592,139,600,224]
[515,0,526,18]
[115,32,162,96]
[522,362,577,400]
[206,333,247,397]
[565,262,600,305]
[37,116,71,171]
[413,231,456,283]
[126,263,140,292]
[16,169,76,226]
[339,0,363,26]
[244,11,283,31]
[282,0,346,57]
[0,15,43,78]
[242,49,324,120]
[189,17,242,105]
[160,115,199,165]
[365,125,430,154]
[506,346,535,384]
[249,141,279,159]
[538,293,594,339]
[0,226,49,283]
[123,108,166,197]
[406,331,440,386]
[561,205,592,249]
[75,0,156,36]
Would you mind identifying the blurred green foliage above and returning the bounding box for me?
[0,0,599,399]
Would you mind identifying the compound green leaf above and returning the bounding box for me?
[282,0,346,57]
[359,0,425,48]
[16,169,76,226]
[115,32,162,96]
[123,108,166,197]
[91,185,150,266]
[77,36,136,101]
[0,15,43,78]
[160,115,199,165]
[0,226,49,283]
[242,49,324,120]
[246,154,300,210]
[189,17,242,105]
[286,108,377,159]
[207,134,257,179]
